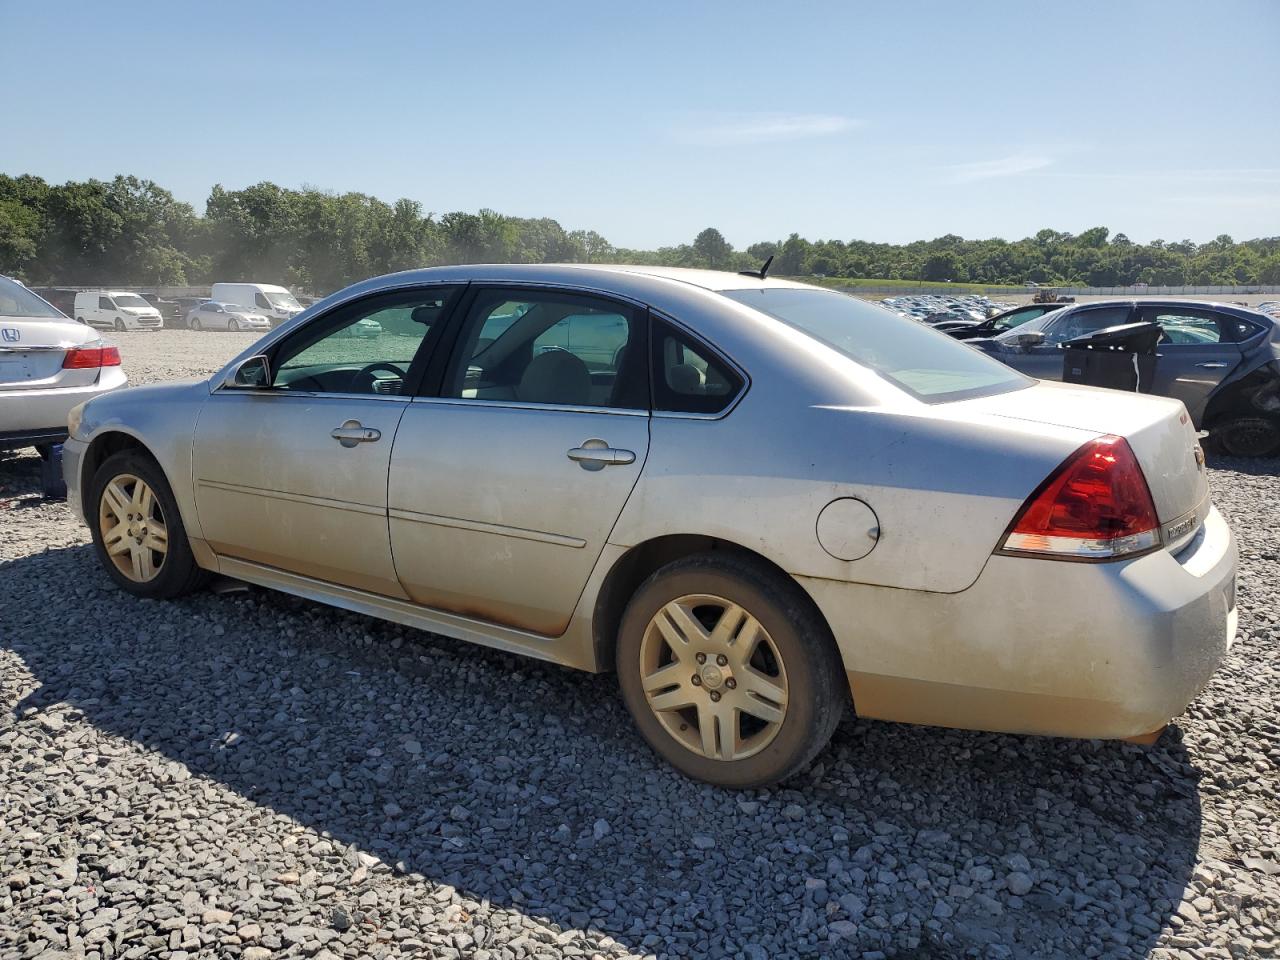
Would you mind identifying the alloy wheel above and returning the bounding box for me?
[98,473,168,583]
[638,593,789,761]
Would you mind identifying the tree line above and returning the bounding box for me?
[2,173,1278,293]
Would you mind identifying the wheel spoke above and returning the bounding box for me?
[103,525,130,555]
[697,702,738,760]
[655,600,708,648]
[641,661,688,694]
[648,683,698,713]
[102,481,131,522]
[739,668,787,724]
[697,701,720,758]
[143,520,168,553]
[708,603,747,647]
[135,482,155,518]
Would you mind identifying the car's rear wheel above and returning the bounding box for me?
[1215,416,1280,457]
[616,553,846,788]
[190,317,201,330]
[89,451,208,599]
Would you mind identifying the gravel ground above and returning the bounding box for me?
[2,330,1278,959]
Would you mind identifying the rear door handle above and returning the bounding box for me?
[568,438,636,471]
[331,419,381,447]
[1195,362,1228,369]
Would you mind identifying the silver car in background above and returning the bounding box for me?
[63,265,1236,787]
[186,301,272,332]
[0,275,127,454]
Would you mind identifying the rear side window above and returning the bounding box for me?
[1136,306,1235,345]
[651,318,744,415]
[724,287,1025,403]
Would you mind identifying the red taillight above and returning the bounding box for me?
[1000,435,1161,560]
[62,345,121,369]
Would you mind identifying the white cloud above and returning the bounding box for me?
[945,153,1053,183]
[675,114,859,146]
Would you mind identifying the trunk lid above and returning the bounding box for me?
[954,380,1208,525]
[0,318,101,390]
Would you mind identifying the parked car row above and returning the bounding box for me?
[27,283,310,331]
[880,294,1017,325]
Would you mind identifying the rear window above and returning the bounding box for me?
[722,287,1029,402]
[0,276,66,320]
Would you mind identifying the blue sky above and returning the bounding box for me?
[3,0,1278,249]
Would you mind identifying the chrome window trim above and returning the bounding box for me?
[649,308,751,422]
[408,395,649,418]
[210,386,412,404]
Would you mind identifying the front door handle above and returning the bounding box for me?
[331,419,381,447]
[568,438,636,471]
[1195,362,1228,369]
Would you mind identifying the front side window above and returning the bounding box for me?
[447,289,645,409]
[991,306,1052,333]
[269,286,460,396]
[652,318,744,415]
[99,296,113,310]
[255,293,272,309]
[724,286,1027,403]
[1036,306,1133,345]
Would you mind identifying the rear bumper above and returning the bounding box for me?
[800,505,1237,740]
[0,370,128,446]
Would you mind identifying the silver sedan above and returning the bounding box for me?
[186,301,272,332]
[62,265,1236,787]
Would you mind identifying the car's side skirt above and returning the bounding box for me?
[213,555,599,672]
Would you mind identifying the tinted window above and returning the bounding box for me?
[271,286,459,395]
[255,293,271,308]
[652,319,744,415]
[1039,306,1133,345]
[723,287,1026,403]
[447,289,645,409]
[991,305,1053,332]
[1137,306,1230,345]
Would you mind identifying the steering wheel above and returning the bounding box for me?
[349,361,406,393]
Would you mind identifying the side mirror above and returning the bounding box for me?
[228,355,271,389]
[1011,331,1047,348]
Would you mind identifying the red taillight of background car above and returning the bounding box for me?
[1000,434,1161,560]
[62,345,122,369]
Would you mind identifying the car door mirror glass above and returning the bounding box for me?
[229,355,271,389]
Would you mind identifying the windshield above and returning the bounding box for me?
[114,294,151,309]
[723,287,1029,403]
[0,277,67,319]
[266,290,300,308]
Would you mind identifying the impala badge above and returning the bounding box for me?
[0,328,19,343]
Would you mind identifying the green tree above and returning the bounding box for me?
[692,228,732,270]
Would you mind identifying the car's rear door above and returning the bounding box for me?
[387,285,650,636]
[1140,305,1246,425]
[192,285,463,595]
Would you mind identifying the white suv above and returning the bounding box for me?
[0,276,128,463]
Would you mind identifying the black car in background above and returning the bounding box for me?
[976,299,1280,456]
[936,302,1066,340]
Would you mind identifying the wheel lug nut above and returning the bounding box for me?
[709,690,721,702]
[691,674,701,686]
[716,654,728,667]
[726,678,736,689]
[695,652,706,665]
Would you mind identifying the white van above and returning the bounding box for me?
[211,283,304,327]
[74,291,163,331]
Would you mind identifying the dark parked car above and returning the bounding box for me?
[976,299,1280,456]
[172,297,210,327]
[935,302,1066,340]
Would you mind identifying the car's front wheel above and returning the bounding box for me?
[89,451,208,599]
[114,318,126,332]
[616,553,846,788]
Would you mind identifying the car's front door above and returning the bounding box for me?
[387,286,651,636]
[1139,305,1246,425]
[1010,304,1137,380]
[192,285,462,595]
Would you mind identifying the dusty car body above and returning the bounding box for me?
[63,266,1236,786]
[976,299,1280,455]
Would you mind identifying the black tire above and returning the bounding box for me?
[114,318,125,332]
[616,552,846,788]
[88,450,209,599]
[1214,417,1280,458]
[76,316,87,325]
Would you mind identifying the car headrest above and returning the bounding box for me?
[666,362,703,395]
[518,350,592,406]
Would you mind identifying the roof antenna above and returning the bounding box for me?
[739,254,773,280]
